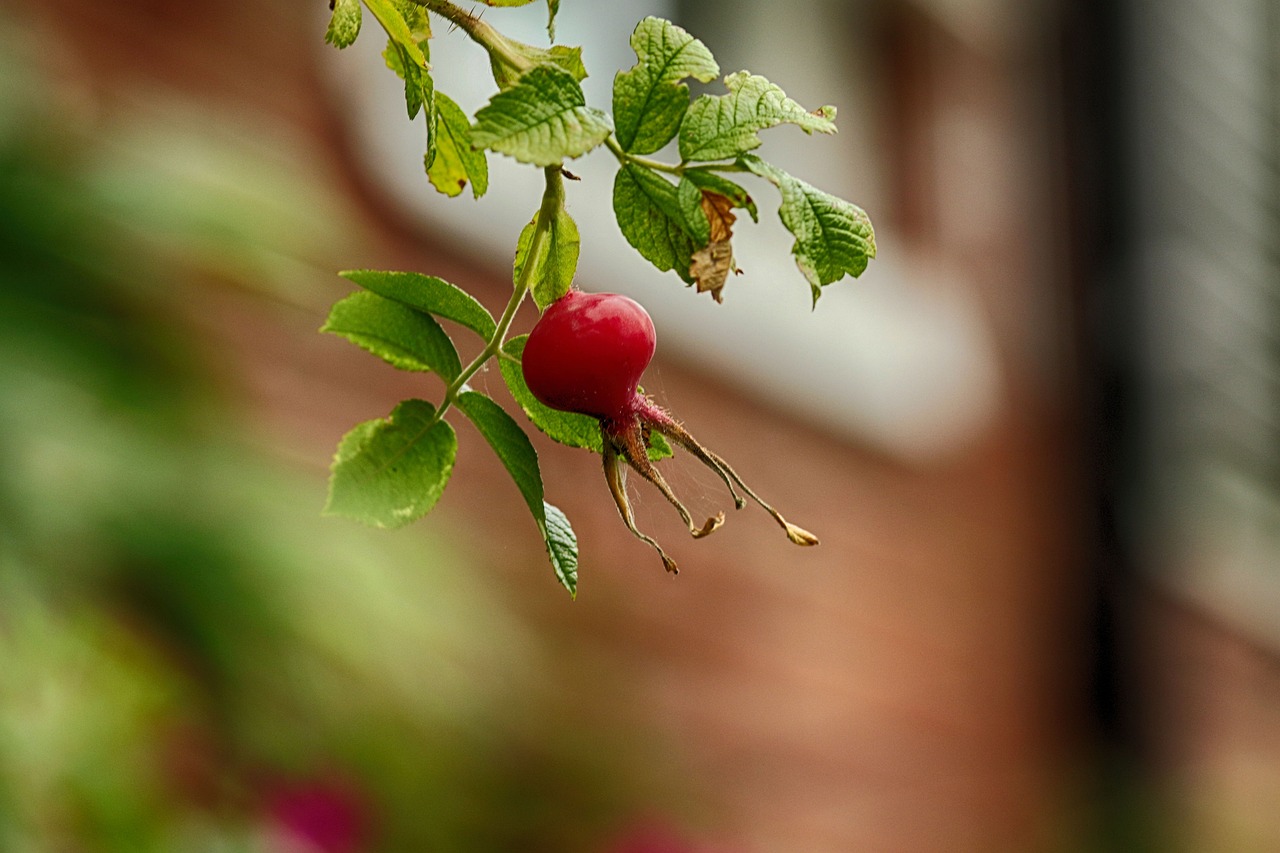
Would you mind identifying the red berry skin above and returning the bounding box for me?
[522,290,656,419]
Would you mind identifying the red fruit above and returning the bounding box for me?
[521,290,655,419]
[522,289,817,575]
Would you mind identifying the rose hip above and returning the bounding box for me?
[522,289,818,573]
[521,290,656,419]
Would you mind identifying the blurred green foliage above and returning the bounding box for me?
[0,22,668,852]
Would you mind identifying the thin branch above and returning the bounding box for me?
[406,0,531,73]
[427,165,563,426]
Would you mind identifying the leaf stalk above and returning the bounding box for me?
[603,137,681,175]
[602,136,749,178]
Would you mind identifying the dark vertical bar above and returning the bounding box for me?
[1059,0,1157,847]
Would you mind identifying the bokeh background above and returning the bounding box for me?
[2,0,1278,851]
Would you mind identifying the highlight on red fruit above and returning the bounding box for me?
[522,289,818,574]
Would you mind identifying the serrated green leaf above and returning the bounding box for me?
[513,207,579,310]
[395,0,435,161]
[471,65,611,166]
[454,390,578,596]
[455,391,543,516]
[613,17,718,155]
[427,92,489,198]
[683,168,758,222]
[679,71,837,162]
[333,417,381,467]
[369,0,433,124]
[325,399,457,528]
[424,101,439,169]
[322,291,462,380]
[392,0,431,45]
[379,42,427,128]
[325,0,362,49]
[383,39,436,131]
[612,163,704,282]
[365,0,428,66]
[339,270,497,340]
[490,42,586,90]
[740,154,875,302]
[500,336,672,459]
[542,501,577,595]
[618,85,689,157]
[676,176,710,245]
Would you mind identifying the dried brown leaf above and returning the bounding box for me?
[689,190,740,302]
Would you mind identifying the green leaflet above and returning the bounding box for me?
[740,154,875,303]
[427,92,489,199]
[322,291,462,380]
[471,65,611,166]
[513,205,580,310]
[365,0,428,68]
[454,392,542,517]
[391,0,431,44]
[325,399,457,529]
[679,71,837,163]
[454,391,578,596]
[370,0,435,166]
[489,42,586,91]
[383,39,436,163]
[676,176,710,245]
[499,336,672,460]
[612,163,707,282]
[612,17,719,155]
[339,270,497,340]
[367,0,433,123]
[541,501,578,595]
[683,168,759,222]
[324,0,362,49]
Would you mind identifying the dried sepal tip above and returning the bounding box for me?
[606,417,723,541]
[602,434,680,574]
[783,522,819,547]
[639,404,818,548]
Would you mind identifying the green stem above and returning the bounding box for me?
[428,165,564,426]
[409,0,531,73]
[604,136,747,177]
[603,137,683,175]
